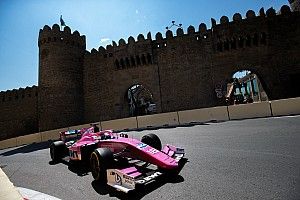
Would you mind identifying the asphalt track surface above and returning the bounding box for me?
[0,116,300,200]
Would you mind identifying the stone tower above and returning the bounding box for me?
[38,24,86,131]
[289,0,300,12]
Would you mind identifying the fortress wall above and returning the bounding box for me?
[155,26,216,112]
[268,10,300,98]
[211,6,300,101]
[0,86,38,140]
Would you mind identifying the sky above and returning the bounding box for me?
[0,0,288,92]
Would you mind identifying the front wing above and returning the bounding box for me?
[107,144,185,193]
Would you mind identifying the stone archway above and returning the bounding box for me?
[127,84,156,116]
[225,69,269,105]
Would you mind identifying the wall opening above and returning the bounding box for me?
[127,84,156,116]
[225,70,269,105]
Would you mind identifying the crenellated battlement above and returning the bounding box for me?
[83,5,297,71]
[211,5,298,53]
[0,86,38,104]
[38,24,86,49]
[86,5,294,55]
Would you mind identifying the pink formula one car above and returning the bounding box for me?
[50,126,186,193]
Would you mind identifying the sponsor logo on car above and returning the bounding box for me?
[135,171,162,184]
[137,143,148,149]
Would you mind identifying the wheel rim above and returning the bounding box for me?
[90,152,100,180]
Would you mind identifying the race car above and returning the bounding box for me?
[50,125,186,193]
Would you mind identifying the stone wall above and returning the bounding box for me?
[0,86,38,140]
[38,24,86,131]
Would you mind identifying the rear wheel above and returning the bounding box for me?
[90,148,113,182]
[141,133,162,150]
[50,141,67,162]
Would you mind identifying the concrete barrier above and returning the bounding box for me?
[69,123,98,130]
[270,97,300,116]
[0,138,17,150]
[40,129,63,142]
[137,112,179,128]
[101,117,137,131]
[228,101,272,120]
[40,123,93,142]
[178,106,229,124]
[16,133,41,146]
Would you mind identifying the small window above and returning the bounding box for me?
[217,43,223,52]
[238,37,244,48]
[125,57,130,68]
[147,54,152,64]
[253,33,259,46]
[115,59,120,69]
[141,54,146,65]
[120,58,125,69]
[246,35,251,47]
[136,55,141,65]
[130,56,136,66]
[260,32,267,45]
[224,40,229,51]
[231,38,237,49]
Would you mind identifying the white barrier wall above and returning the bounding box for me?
[40,129,63,142]
[137,112,179,128]
[16,133,41,146]
[69,123,97,130]
[270,97,300,116]
[0,138,17,150]
[228,101,272,120]
[178,106,229,124]
[101,117,137,131]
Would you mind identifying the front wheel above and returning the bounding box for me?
[141,133,162,150]
[90,148,113,182]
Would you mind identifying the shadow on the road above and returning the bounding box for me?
[91,174,185,200]
[0,141,51,156]
[49,159,90,177]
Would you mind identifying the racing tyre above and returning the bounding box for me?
[90,148,113,182]
[50,141,67,162]
[141,133,162,150]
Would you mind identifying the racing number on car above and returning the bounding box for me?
[147,148,159,154]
